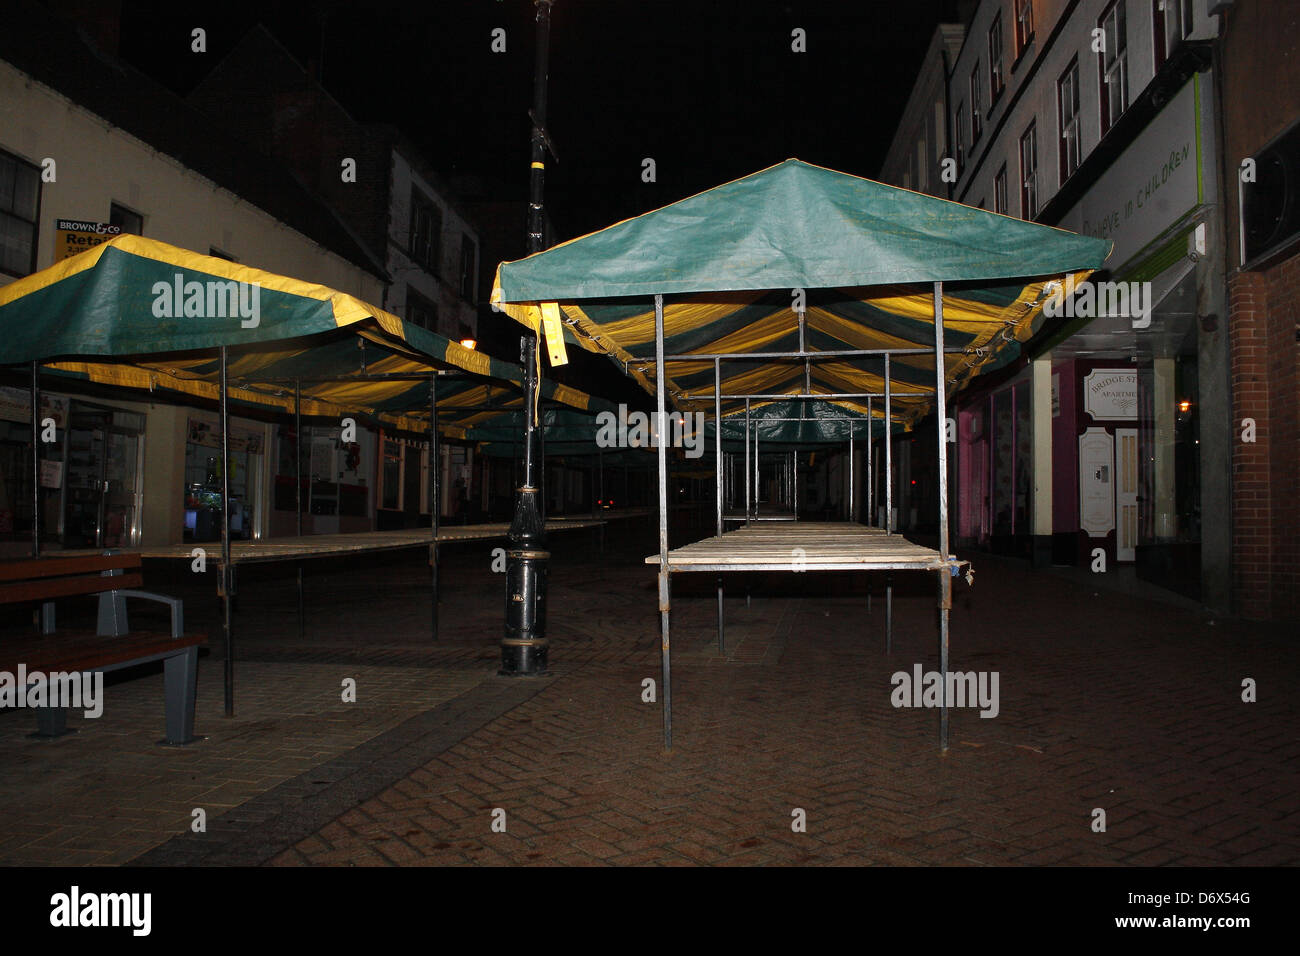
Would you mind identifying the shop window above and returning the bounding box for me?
[185,418,259,542]
[1014,381,1032,536]
[992,389,1014,537]
[0,149,40,277]
[378,434,428,517]
[970,63,983,144]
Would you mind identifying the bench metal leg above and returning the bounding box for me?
[162,646,200,745]
[32,706,71,738]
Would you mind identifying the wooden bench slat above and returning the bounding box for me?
[0,571,145,604]
[0,553,140,581]
[1,631,206,673]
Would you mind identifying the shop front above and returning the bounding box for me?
[955,69,1228,604]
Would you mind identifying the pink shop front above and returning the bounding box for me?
[955,353,1202,596]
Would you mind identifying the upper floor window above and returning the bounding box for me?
[970,62,983,143]
[409,189,442,274]
[1015,0,1034,55]
[954,102,968,176]
[109,203,143,236]
[995,164,1009,215]
[1099,0,1129,135]
[989,12,1005,100]
[1153,0,1193,70]
[1059,57,1082,182]
[405,286,439,333]
[987,12,1008,99]
[1020,122,1039,219]
[0,150,40,277]
[458,233,477,303]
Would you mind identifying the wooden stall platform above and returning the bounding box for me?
[57,519,605,566]
[50,509,654,567]
[647,522,956,573]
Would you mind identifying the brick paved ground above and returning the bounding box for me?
[2,513,1296,866]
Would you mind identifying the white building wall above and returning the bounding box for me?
[948,0,1219,218]
[0,58,388,546]
[387,151,479,341]
[0,60,386,303]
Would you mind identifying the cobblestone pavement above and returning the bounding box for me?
[2,514,1296,866]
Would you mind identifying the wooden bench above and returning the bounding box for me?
[0,553,205,744]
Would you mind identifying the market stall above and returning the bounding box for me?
[492,159,1110,751]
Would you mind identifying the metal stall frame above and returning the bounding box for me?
[650,282,961,753]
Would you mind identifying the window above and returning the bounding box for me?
[970,62,983,143]
[1099,0,1129,135]
[989,12,1005,100]
[1154,0,1193,70]
[1020,123,1039,219]
[1059,57,1082,181]
[995,164,1009,215]
[458,233,476,303]
[408,189,441,273]
[0,149,40,277]
[405,287,439,332]
[955,102,967,175]
[109,203,142,235]
[1014,0,1034,55]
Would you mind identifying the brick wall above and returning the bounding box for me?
[1229,259,1300,621]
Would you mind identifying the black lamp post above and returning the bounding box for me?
[501,0,554,676]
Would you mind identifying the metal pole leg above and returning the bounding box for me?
[939,573,951,753]
[653,293,672,751]
[717,575,725,655]
[219,345,234,717]
[886,573,893,655]
[295,379,303,642]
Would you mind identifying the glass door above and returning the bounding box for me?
[63,408,108,548]
[63,403,144,549]
[102,429,139,548]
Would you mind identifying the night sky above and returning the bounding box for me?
[115,0,959,240]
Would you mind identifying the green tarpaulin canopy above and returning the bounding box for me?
[492,159,1111,436]
[0,234,609,435]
